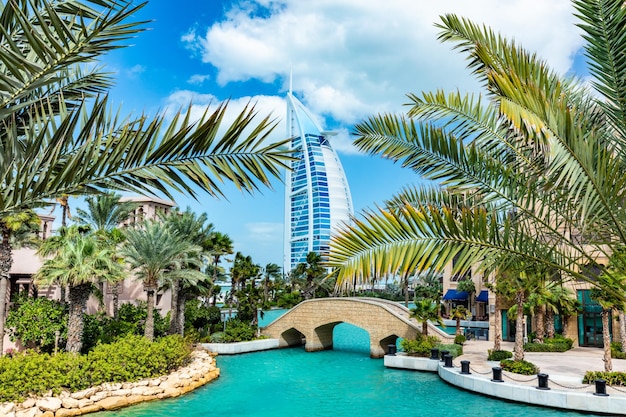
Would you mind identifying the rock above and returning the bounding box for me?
[95,396,134,411]
[102,382,122,391]
[0,402,16,415]
[70,387,99,400]
[114,389,132,397]
[55,408,83,417]
[76,398,93,408]
[40,412,54,417]
[36,397,62,412]
[20,399,36,409]
[15,408,38,417]
[61,397,79,409]
[89,391,109,402]
[78,403,102,414]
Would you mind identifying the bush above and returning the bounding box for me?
[524,342,570,352]
[611,342,626,359]
[0,335,192,403]
[488,349,513,361]
[454,334,466,345]
[436,343,463,358]
[546,334,574,349]
[399,333,440,357]
[500,359,539,375]
[5,296,67,353]
[583,371,626,385]
[222,319,256,342]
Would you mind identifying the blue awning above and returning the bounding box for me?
[476,290,489,303]
[442,289,468,301]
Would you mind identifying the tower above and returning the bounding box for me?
[283,91,353,273]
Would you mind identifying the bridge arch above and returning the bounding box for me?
[262,297,452,358]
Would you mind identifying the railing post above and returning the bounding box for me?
[440,350,449,361]
[430,348,439,360]
[491,366,504,382]
[537,373,550,390]
[387,344,397,356]
[460,360,471,375]
[594,379,609,396]
[444,354,453,368]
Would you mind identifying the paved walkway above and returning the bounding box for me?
[455,340,626,395]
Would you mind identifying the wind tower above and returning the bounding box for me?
[283,87,353,273]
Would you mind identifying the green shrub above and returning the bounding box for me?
[611,342,626,359]
[500,359,539,375]
[5,296,67,353]
[454,334,466,345]
[524,342,570,352]
[583,371,626,385]
[545,334,574,349]
[436,343,463,358]
[488,349,513,361]
[222,319,256,342]
[209,332,225,343]
[0,335,192,403]
[399,333,440,357]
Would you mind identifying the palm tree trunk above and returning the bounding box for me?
[602,309,612,372]
[169,280,180,335]
[0,226,14,357]
[176,290,186,337]
[422,321,428,336]
[514,289,525,361]
[617,310,626,352]
[66,283,91,353]
[536,305,545,343]
[493,304,502,351]
[456,317,462,335]
[145,288,156,341]
[112,282,120,319]
[546,308,555,339]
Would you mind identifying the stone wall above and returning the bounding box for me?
[0,348,220,417]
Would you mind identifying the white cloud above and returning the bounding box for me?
[187,74,211,85]
[246,222,283,242]
[182,0,583,125]
[126,64,145,79]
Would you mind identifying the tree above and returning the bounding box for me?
[456,278,476,316]
[591,273,625,372]
[0,211,41,355]
[294,252,326,300]
[121,221,204,341]
[328,0,626,351]
[262,263,282,304]
[161,208,213,336]
[450,305,469,336]
[0,0,291,353]
[409,298,443,336]
[75,193,137,233]
[35,228,123,352]
[206,232,234,304]
[5,296,67,353]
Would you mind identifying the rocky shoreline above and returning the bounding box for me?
[0,348,220,417]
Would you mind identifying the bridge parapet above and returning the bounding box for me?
[262,297,453,358]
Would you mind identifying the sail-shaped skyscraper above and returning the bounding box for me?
[283,91,353,273]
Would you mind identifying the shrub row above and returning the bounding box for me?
[611,342,626,359]
[436,343,463,358]
[400,334,440,357]
[500,359,539,375]
[583,371,626,386]
[0,335,192,403]
[523,342,570,352]
[488,349,512,361]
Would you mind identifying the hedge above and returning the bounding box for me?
[0,335,192,403]
[500,359,539,375]
[583,371,626,386]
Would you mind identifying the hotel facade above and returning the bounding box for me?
[283,92,353,273]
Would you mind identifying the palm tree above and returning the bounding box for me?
[450,305,469,336]
[121,221,204,341]
[0,0,291,351]
[207,231,234,286]
[161,208,213,336]
[294,252,325,300]
[410,299,443,336]
[591,273,625,371]
[328,0,626,347]
[34,228,123,352]
[0,211,41,355]
[262,263,282,304]
[75,193,137,233]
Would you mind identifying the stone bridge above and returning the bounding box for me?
[261,297,453,358]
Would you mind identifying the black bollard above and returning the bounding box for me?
[387,344,397,356]
[430,348,440,360]
[594,379,609,397]
[537,373,550,390]
[491,366,504,382]
[444,354,453,368]
[460,360,471,375]
[440,350,449,361]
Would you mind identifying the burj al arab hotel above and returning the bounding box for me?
[283,90,354,273]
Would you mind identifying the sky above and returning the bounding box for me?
[59,0,589,269]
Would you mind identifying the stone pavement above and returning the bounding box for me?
[455,340,626,395]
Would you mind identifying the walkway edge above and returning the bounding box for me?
[385,354,626,416]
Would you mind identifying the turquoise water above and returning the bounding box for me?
[93,310,598,417]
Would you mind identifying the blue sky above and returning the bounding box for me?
[60,0,588,269]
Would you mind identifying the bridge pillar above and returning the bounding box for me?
[305,323,337,352]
